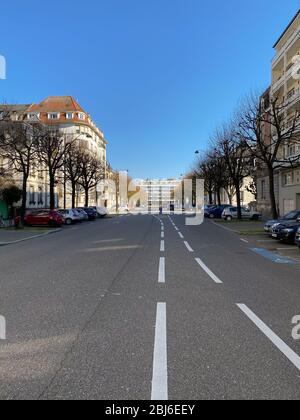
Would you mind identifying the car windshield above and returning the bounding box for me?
[283,211,299,220]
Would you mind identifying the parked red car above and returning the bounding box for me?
[24,210,64,227]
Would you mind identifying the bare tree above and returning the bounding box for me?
[65,144,85,209]
[238,92,300,219]
[209,152,231,206]
[37,129,73,210]
[213,125,251,219]
[0,119,40,222]
[194,155,216,205]
[78,153,105,207]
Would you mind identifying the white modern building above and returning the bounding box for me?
[136,179,182,212]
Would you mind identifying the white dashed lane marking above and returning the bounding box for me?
[151,303,168,400]
[195,258,223,284]
[158,257,165,284]
[237,304,300,372]
[184,241,194,253]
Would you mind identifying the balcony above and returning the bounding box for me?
[272,75,285,93]
[284,88,300,111]
[272,24,300,67]
[272,50,285,69]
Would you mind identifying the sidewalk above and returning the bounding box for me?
[213,219,300,263]
[0,228,61,246]
[213,220,265,235]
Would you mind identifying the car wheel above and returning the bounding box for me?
[226,216,233,221]
[209,214,214,219]
[252,215,259,221]
[65,218,72,226]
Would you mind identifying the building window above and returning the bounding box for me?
[283,172,294,186]
[29,187,36,205]
[286,144,297,158]
[66,112,73,119]
[78,113,85,120]
[27,113,39,120]
[38,187,44,206]
[48,113,60,120]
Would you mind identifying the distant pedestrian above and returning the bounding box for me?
[0,214,4,227]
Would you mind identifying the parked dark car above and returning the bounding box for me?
[295,227,300,248]
[205,205,231,219]
[204,206,216,218]
[270,220,300,244]
[264,210,300,234]
[84,207,97,220]
[24,210,64,227]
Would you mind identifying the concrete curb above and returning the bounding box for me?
[211,221,240,234]
[0,229,62,247]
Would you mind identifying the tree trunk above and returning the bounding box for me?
[235,183,242,220]
[226,190,233,205]
[71,182,76,209]
[208,190,213,205]
[85,188,89,207]
[268,166,278,219]
[20,174,28,224]
[217,189,222,206]
[49,175,55,210]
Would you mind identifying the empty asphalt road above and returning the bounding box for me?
[0,214,300,400]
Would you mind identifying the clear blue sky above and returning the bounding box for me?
[0,0,299,179]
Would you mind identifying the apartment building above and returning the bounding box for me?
[137,179,182,212]
[0,96,108,211]
[218,177,257,209]
[271,10,300,215]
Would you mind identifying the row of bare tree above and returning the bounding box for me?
[193,91,300,219]
[0,117,105,222]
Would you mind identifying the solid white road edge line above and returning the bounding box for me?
[184,241,194,253]
[151,303,168,400]
[237,304,300,372]
[195,258,223,284]
[158,257,165,283]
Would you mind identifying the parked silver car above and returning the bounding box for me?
[57,209,81,225]
[222,206,261,221]
[75,208,89,222]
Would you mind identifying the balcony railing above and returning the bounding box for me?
[286,88,300,106]
[272,75,285,92]
[272,25,300,67]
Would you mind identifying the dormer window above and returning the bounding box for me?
[78,113,85,120]
[66,112,74,119]
[27,113,40,120]
[48,113,60,120]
